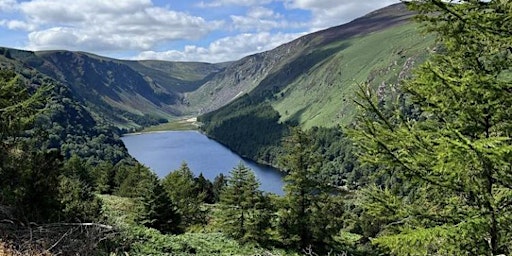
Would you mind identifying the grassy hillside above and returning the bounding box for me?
[273,22,432,129]
[186,3,415,116]
[0,4,430,134]
[199,4,435,165]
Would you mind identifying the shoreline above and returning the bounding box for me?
[123,117,200,136]
[122,130,190,136]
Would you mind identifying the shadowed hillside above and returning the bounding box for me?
[1,48,226,128]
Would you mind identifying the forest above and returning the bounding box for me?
[1,1,512,255]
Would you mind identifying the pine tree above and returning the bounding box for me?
[194,173,215,204]
[62,154,94,187]
[162,162,205,229]
[91,161,115,194]
[115,163,149,198]
[58,175,102,222]
[277,128,342,251]
[217,163,270,244]
[136,172,181,234]
[212,173,227,203]
[0,69,62,222]
[351,1,512,254]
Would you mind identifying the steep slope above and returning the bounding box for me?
[199,3,435,164]
[0,51,131,164]
[187,3,418,116]
[273,22,431,128]
[0,3,428,132]
[3,48,225,128]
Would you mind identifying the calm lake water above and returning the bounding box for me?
[121,131,284,194]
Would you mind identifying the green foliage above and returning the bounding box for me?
[37,81,131,165]
[162,162,207,230]
[212,173,227,203]
[306,126,373,189]
[0,69,63,222]
[0,68,125,225]
[115,163,152,198]
[216,163,272,244]
[278,128,344,252]
[117,226,291,256]
[91,161,116,194]
[137,172,181,234]
[114,163,181,233]
[199,95,289,166]
[58,176,102,222]
[99,195,291,256]
[194,173,215,204]
[1,146,63,222]
[351,1,512,255]
[62,154,95,187]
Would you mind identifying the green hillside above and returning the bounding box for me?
[2,2,510,254]
[1,48,225,129]
[199,5,434,165]
[0,5,428,132]
[274,22,432,128]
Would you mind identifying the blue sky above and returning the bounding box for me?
[0,0,399,63]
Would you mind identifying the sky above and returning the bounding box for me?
[0,0,399,63]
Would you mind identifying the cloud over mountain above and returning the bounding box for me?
[0,0,399,62]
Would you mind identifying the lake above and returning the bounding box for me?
[121,131,285,194]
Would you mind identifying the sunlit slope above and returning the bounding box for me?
[187,3,416,117]
[273,23,432,128]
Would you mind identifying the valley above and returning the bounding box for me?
[0,3,428,255]
[0,3,429,132]
[2,1,507,255]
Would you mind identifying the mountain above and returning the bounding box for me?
[198,3,432,129]
[1,48,226,128]
[0,3,432,134]
[0,51,132,164]
[198,3,435,164]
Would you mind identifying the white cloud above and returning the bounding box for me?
[285,0,399,30]
[0,0,403,62]
[198,0,273,7]
[230,6,302,32]
[2,19,36,30]
[0,0,17,11]
[247,6,281,19]
[135,32,305,63]
[3,0,223,52]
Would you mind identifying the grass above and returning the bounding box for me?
[141,117,199,132]
[272,22,434,129]
[98,194,295,256]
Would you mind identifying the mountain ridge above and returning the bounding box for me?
[185,3,415,115]
[0,3,430,132]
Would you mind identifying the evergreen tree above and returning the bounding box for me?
[137,172,181,234]
[91,161,115,194]
[212,173,227,203]
[351,1,512,254]
[58,175,102,222]
[115,163,181,233]
[116,163,150,198]
[278,128,343,251]
[62,154,94,187]
[4,146,63,222]
[162,162,205,229]
[217,163,270,244]
[0,69,63,222]
[194,173,215,204]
